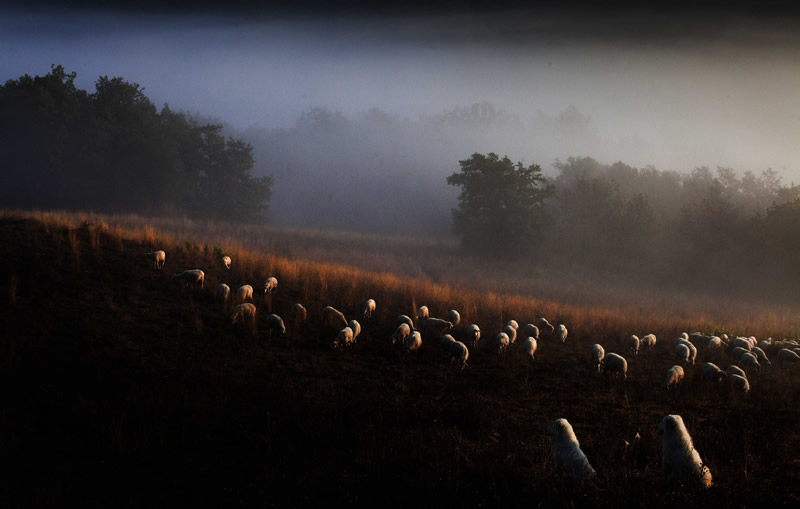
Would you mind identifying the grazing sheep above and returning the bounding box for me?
[729,373,750,393]
[731,346,749,362]
[523,323,540,340]
[420,318,453,338]
[449,340,469,369]
[322,306,348,331]
[545,418,597,480]
[642,334,657,352]
[503,324,518,345]
[231,303,256,325]
[289,303,308,325]
[657,414,712,489]
[680,332,691,342]
[591,344,605,372]
[675,344,690,365]
[664,365,685,390]
[676,339,697,365]
[392,323,411,345]
[396,315,414,330]
[216,283,231,303]
[733,337,753,351]
[701,362,726,383]
[348,319,362,340]
[145,250,166,270]
[467,324,481,349]
[628,335,640,356]
[739,352,761,375]
[537,318,555,335]
[173,269,204,288]
[235,284,254,304]
[440,334,456,348]
[221,255,231,270]
[506,320,519,331]
[448,310,461,327]
[556,324,568,343]
[777,348,800,367]
[603,353,627,378]
[416,306,429,321]
[705,336,723,353]
[751,346,771,367]
[361,299,376,319]
[522,337,537,363]
[331,327,355,349]
[496,332,510,354]
[266,314,287,336]
[405,331,422,352]
[263,277,278,294]
[726,365,747,379]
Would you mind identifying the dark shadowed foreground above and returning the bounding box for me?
[1,213,799,507]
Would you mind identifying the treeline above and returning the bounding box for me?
[0,65,272,222]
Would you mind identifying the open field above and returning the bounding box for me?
[1,209,799,507]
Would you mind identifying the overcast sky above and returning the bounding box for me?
[2,4,799,174]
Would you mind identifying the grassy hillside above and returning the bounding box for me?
[1,210,799,507]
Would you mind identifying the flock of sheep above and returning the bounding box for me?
[146,248,800,490]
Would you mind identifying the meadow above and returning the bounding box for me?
[1,209,798,507]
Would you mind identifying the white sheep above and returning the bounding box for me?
[591,344,605,372]
[537,317,555,335]
[231,303,256,325]
[657,414,712,489]
[545,418,597,480]
[440,333,456,348]
[701,362,726,383]
[420,317,453,338]
[523,323,540,340]
[731,346,749,362]
[348,319,362,340]
[449,340,469,369]
[705,336,723,353]
[751,346,771,367]
[331,327,354,349]
[322,306,348,331]
[680,332,691,341]
[556,324,568,343]
[496,332,510,354]
[266,314,287,336]
[173,269,204,288]
[405,331,422,352]
[733,337,753,351]
[289,303,308,326]
[628,335,640,356]
[222,255,231,270]
[396,314,414,330]
[467,324,481,349]
[522,337,537,363]
[216,283,231,303]
[361,299,376,319]
[392,323,411,345]
[726,365,747,379]
[603,352,627,378]
[235,284,254,304]
[664,365,684,390]
[739,352,761,375]
[676,338,697,365]
[675,344,690,365]
[416,306,429,321]
[263,276,278,295]
[777,348,800,367]
[642,334,656,352]
[448,310,461,327]
[506,319,519,331]
[729,373,750,394]
[503,324,518,345]
[145,250,166,270]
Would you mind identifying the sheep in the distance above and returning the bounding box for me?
[322,306,348,331]
[701,362,726,383]
[591,344,605,372]
[145,250,166,270]
[729,373,750,394]
[657,414,712,489]
[522,337,537,363]
[448,341,469,369]
[420,317,453,338]
[467,324,481,349]
[726,365,747,379]
[222,255,231,270]
[545,418,597,480]
[777,348,800,367]
[537,317,555,335]
[739,352,761,375]
[216,283,231,303]
[603,353,627,378]
[264,277,278,295]
[523,323,540,340]
[396,315,414,330]
[405,331,422,353]
[331,327,355,349]
[348,319,362,340]
[556,324,568,343]
[751,346,771,367]
[628,335,640,356]
[288,303,308,327]
[266,314,287,336]
[731,346,750,362]
[392,323,411,345]
[506,320,519,331]
[675,344,691,365]
[416,306,429,321]
[231,303,256,326]
[448,310,461,327]
[235,284,254,304]
[496,332,510,354]
[361,299,376,319]
[676,338,697,365]
[173,269,204,288]
[503,324,518,345]
[664,365,685,390]
[642,334,656,352]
